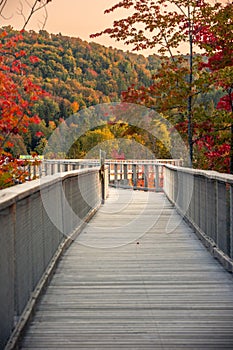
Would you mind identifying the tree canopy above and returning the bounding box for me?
[0,0,232,189]
[91,0,233,172]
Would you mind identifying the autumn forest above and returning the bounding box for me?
[0,0,232,188]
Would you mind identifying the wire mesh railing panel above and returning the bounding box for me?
[0,168,102,349]
[0,206,15,350]
[15,197,34,316]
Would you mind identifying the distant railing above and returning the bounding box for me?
[164,165,233,272]
[22,159,98,179]
[106,159,183,166]
[26,158,182,178]
[106,159,182,191]
[1,167,106,350]
[42,159,100,176]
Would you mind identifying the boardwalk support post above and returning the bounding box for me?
[100,150,106,204]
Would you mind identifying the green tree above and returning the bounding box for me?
[33,97,60,126]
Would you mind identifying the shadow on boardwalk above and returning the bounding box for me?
[20,188,233,349]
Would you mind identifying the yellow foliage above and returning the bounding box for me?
[71,101,79,113]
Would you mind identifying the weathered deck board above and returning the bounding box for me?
[20,188,233,349]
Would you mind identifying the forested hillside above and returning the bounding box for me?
[0,26,228,165]
[0,27,166,156]
[5,27,160,110]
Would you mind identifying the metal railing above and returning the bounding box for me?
[23,159,99,179]
[25,159,182,178]
[108,162,165,191]
[0,167,106,350]
[164,165,233,271]
[106,159,183,166]
[2,158,233,348]
[42,159,100,177]
[99,159,181,192]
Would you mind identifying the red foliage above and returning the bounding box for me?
[217,94,233,113]
[0,31,47,188]
[29,55,40,64]
[197,3,233,112]
[0,32,48,147]
[35,131,44,137]
[0,154,28,189]
[87,68,98,77]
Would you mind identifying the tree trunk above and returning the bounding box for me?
[188,4,193,168]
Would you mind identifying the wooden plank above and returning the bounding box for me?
[20,188,233,349]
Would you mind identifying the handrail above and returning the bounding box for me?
[24,158,183,179]
[163,165,233,272]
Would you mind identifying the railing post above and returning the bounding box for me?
[123,164,128,179]
[123,163,128,186]
[44,162,47,176]
[176,171,183,210]
[144,164,148,190]
[132,164,137,189]
[205,178,216,242]
[199,175,206,234]
[57,161,61,173]
[193,175,199,228]
[33,163,36,179]
[174,170,179,203]
[154,165,159,192]
[120,162,123,180]
[39,163,43,178]
[114,163,118,183]
[216,181,229,255]
[100,150,106,204]
[108,163,111,184]
[163,166,169,197]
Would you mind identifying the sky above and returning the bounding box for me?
[2,0,151,54]
[2,0,205,56]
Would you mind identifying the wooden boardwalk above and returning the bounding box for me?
[20,188,233,349]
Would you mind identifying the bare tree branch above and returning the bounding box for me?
[0,0,7,14]
[38,4,48,30]
[17,1,27,24]
[1,0,51,29]
[22,0,50,30]
[0,0,12,20]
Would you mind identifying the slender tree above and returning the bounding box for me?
[91,0,231,168]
